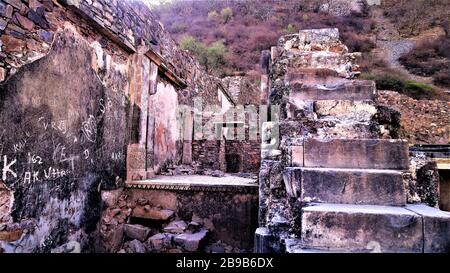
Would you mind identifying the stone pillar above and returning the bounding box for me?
[260,50,271,105]
[260,74,269,105]
[181,109,194,165]
[260,50,271,75]
[145,62,159,178]
[270,46,279,63]
[126,54,152,182]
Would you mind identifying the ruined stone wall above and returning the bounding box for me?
[0,0,224,252]
[257,28,405,252]
[192,140,221,171]
[123,187,259,250]
[225,140,260,174]
[221,76,260,106]
[192,111,261,174]
[0,26,128,253]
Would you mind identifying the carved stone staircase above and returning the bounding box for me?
[256,28,450,253]
[283,74,450,253]
[283,138,450,253]
[282,101,450,253]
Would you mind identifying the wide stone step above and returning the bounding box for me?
[289,80,376,101]
[285,52,360,78]
[283,167,406,206]
[285,239,350,253]
[304,138,409,169]
[300,203,423,252]
[406,204,450,253]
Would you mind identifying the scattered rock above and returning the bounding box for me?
[102,225,124,252]
[124,224,151,242]
[147,233,174,251]
[50,241,81,253]
[27,6,48,29]
[124,239,146,253]
[187,221,201,233]
[0,35,25,53]
[174,229,208,252]
[101,188,124,207]
[0,230,22,242]
[163,220,187,234]
[15,13,34,31]
[132,207,174,221]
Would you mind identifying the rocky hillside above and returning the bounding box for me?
[153,0,375,80]
[154,0,449,145]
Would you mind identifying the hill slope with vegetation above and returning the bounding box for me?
[153,0,449,101]
[153,0,375,79]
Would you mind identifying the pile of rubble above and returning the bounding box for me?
[100,192,210,253]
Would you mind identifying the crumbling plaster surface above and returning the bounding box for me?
[0,26,128,252]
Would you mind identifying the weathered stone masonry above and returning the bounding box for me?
[0,0,246,252]
[256,28,450,253]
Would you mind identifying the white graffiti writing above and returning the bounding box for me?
[99,98,113,114]
[23,167,69,183]
[111,151,124,161]
[2,155,17,180]
[27,153,43,165]
[81,115,97,143]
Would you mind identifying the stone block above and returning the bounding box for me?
[304,139,409,169]
[174,229,208,252]
[15,13,34,31]
[254,227,273,253]
[101,188,123,207]
[132,207,174,221]
[0,230,22,242]
[124,224,151,242]
[284,167,406,205]
[0,67,4,82]
[406,204,450,253]
[0,18,7,31]
[314,100,377,121]
[163,220,187,234]
[4,0,22,10]
[298,28,340,44]
[290,146,304,167]
[301,203,423,252]
[147,233,174,251]
[290,80,376,101]
[124,239,146,253]
[103,225,124,252]
[0,35,25,53]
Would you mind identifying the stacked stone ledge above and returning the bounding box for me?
[256,28,450,253]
